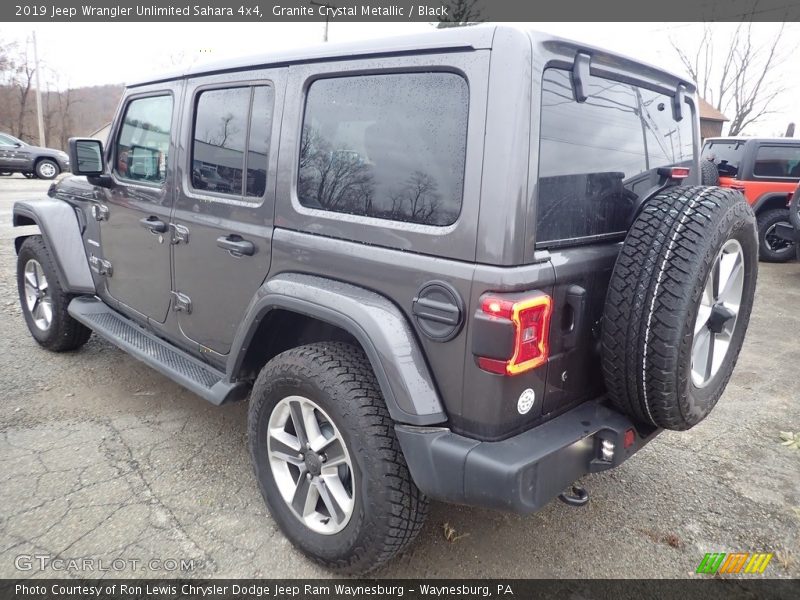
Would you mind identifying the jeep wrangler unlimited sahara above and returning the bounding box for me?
[13,26,757,574]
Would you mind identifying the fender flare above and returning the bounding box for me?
[752,191,791,214]
[229,273,447,426]
[13,199,95,294]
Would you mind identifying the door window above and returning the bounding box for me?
[753,145,800,178]
[297,72,469,226]
[191,85,274,200]
[115,95,173,184]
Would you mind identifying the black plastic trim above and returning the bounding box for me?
[396,398,660,514]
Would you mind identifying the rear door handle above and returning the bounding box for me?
[139,216,167,233]
[216,234,255,257]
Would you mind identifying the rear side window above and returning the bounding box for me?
[703,140,745,177]
[536,69,694,246]
[753,145,800,179]
[297,73,468,226]
[191,85,274,199]
[115,95,173,184]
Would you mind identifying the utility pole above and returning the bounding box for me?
[308,0,336,42]
[32,31,46,147]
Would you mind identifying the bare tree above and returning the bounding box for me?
[436,0,485,28]
[671,23,790,135]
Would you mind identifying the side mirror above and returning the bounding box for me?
[14,142,22,147]
[68,138,106,176]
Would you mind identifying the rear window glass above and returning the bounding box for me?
[297,73,468,226]
[703,140,745,177]
[753,145,800,178]
[537,68,694,246]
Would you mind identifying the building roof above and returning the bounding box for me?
[698,97,728,122]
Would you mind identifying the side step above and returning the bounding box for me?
[68,296,249,405]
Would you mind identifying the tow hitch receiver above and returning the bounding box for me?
[558,484,589,507]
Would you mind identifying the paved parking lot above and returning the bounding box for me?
[0,174,798,579]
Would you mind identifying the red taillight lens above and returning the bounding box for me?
[670,167,690,179]
[477,293,552,376]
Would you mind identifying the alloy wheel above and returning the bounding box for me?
[267,396,355,535]
[23,259,53,331]
[691,239,744,387]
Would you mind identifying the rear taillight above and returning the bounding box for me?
[475,293,552,376]
[670,167,690,179]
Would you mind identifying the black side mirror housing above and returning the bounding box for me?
[68,138,106,176]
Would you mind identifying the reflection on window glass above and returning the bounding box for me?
[537,69,694,244]
[192,87,250,195]
[116,95,172,183]
[753,145,800,178]
[703,140,745,177]
[246,86,274,198]
[298,73,468,226]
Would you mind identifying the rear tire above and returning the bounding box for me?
[757,208,795,263]
[248,342,428,574]
[17,236,92,352]
[602,186,757,430]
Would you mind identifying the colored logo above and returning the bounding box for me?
[696,552,773,574]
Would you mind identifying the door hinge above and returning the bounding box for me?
[171,291,192,314]
[170,223,190,245]
[88,254,113,276]
[91,204,109,221]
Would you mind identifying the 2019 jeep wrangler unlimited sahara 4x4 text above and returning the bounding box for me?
[13,26,757,574]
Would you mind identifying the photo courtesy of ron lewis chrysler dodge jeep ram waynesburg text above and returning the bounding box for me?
[13,25,757,574]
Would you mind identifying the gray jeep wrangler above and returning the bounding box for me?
[13,25,757,573]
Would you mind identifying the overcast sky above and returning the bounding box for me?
[2,21,797,136]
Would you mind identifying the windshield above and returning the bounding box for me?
[536,68,696,247]
[703,140,745,177]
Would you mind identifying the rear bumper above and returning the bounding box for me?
[396,398,659,514]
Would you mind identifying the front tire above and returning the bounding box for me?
[248,342,428,574]
[757,208,795,263]
[35,159,59,180]
[17,236,92,352]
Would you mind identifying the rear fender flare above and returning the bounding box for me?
[229,273,447,426]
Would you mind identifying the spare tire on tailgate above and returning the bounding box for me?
[602,186,757,430]
[700,159,720,186]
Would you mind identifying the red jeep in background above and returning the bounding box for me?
[703,137,800,262]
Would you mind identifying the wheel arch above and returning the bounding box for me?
[229,273,447,426]
[752,192,791,215]
[12,199,94,294]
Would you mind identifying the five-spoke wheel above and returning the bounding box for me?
[267,396,354,535]
[692,239,744,388]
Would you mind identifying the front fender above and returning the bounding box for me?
[229,273,447,426]
[13,199,95,294]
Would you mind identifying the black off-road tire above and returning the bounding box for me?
[602,186,757,430]
[700,159,720,186]
[248,342,428,574]
[756,208,795,263]
[17,236,92,351]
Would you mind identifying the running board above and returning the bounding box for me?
[68,297,248,405]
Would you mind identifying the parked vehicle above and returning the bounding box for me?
[703,137,800,262]
[0,132,70,179]
[13,26,758,574]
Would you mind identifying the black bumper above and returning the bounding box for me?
[396,398,659,514]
